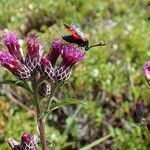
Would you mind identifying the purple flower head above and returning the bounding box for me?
[3,32,23,61]
[47,39,63,66]
[142,61,150,81]
[1,32,86,84]
[25,33,43,72]
[0,51,30,80]
[21,132,32,143]
[8,133,38,150]
[41,57,55,81]
[61,44,85,67]
[55,44,85,82]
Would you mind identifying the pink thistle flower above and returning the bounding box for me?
[0,52,30,80]
[8,132,38,150]
[3,32,23,61]
[142,61,150,82]
[25,34,43,72]
[55,44,85,82]
[40,39,63,81]
[1,31,85,83]
[61,44,85,66]
[46,39,63,66]
[21,132,32,143]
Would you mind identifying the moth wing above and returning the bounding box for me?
[64,24,84,40]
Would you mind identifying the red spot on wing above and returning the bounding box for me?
[66,28,81,39]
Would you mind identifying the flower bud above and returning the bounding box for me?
[55,44,85,82]
[0,52,31,80]
[21,133,38,150]
[61,44,85,67]
[25,34,43,73]
[38,82,51,96]
[8,133,38,150]
[21,132,32,143]
[3,32,23,61]
[41,57,55,81]
[47,39,63,66]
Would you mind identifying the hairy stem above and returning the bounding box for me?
[32,80,47,150]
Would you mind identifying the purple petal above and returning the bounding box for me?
[61,44,85,67]
[3,32,23,61]
[21,132,32,143]
[0,51,31,80]
[25,33,43,72]
[55,44,85,82]
[26,34,42,56]
[47,39,63,66]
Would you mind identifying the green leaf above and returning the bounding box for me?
[0,80,32,93]
[0,80,24,87]
[80,134,111,150]
[49,99,87,112]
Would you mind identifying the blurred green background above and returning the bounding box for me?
[0,0,149,149]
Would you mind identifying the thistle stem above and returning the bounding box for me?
[32,80,47,150]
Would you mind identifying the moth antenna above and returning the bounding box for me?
[86,42,106,51]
